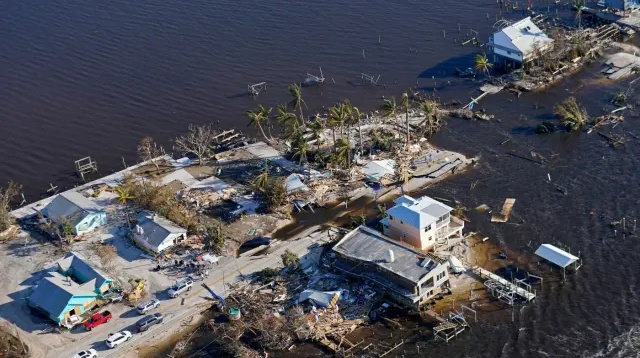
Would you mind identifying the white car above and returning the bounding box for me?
[72,349,98,358]
[136,298,160,314]
[168,278,194,298]
[105,330,132,349]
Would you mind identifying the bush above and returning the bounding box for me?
[255,267,280,284]
[281,249,300,270]
[536,121,557,134]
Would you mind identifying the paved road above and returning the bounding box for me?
[55,228,330,358]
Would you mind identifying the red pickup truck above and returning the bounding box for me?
[84,311,112,331]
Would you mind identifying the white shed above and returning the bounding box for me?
[535,244,582,279]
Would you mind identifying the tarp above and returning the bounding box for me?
[534,244,578,268]
[297,290,341,308]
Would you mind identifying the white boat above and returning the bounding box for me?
[448,255,466,274]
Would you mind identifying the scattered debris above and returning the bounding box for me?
[491,198,516,223]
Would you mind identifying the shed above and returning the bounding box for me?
[535,244,582,279]
[41,192,107,235]
[133,211,187,253]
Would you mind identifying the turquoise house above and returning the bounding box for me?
[41,191,107,235]
[29,252,113,326]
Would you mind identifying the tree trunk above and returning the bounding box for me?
[257,122,269,142]
[332,128,337,153]
[405,109,410,147]
[299,106,305,129]
[151,158,160,172]
[358,117,364,156]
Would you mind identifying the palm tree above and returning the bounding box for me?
[309,117,324,150]
[474,54,493,77]
[381,96,399,126]
[328,104,348,150]
[401,92,410,146]
[554,96,588,131]
[246,104,272,142]
[275,103,299,140]
[334,138,351,169]
[115,186,135,205]
[288,84,306,128]
[253,170,269,192]
[574,0,584,29]
[291,136,311,167]
[419,101,444,137]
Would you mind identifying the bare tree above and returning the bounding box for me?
[0,182,21,233]
[137,137,163,172]
[95,244,118,271]
[174,123,217,165]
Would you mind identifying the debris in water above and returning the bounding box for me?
[491,198,516,223]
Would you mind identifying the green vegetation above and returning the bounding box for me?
[536,121,557,134]
[554,97,588,131]
[281,249,301,269]
[474,53,493,77]
[0,182,21,233]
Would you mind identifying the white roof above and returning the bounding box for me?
[535,244,578,268]
[160,169,199,187]
[386,195,453,229]
[362,159,395,181]
[187,175,230,193]
[493,17,553,55]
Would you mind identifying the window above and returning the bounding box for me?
[389,216,394,221]
[400,221,404,225]
[436,272,447,281]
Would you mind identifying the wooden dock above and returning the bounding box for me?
[473,266,536,302]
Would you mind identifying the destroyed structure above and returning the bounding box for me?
[488,17,554,68]
[29,252,113,327]
[40,191,107,235]
[331,226,450,308]
[380,195,464,251]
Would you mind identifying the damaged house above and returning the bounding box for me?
[331,226,450,308]
[488,17,554,68]
[133,211,187,254]
[380,195,464,251]
[40,191,107,235]
[29,252,113,327]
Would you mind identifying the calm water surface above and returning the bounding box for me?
[2,0,640,356]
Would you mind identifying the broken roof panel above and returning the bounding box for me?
[187,175,230,193]
[161,169,199,187]
[285,174,308,194]
[535,244,579,268]
[297,290,341,308]
[42,192,104,226]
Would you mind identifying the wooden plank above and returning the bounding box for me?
[491,198,516,223]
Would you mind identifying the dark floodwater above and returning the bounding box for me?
[3,0,640,356]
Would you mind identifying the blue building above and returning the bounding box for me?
[605,0,639,10]
[29,252,113,327]
[41,191,107,235]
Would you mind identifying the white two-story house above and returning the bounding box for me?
[488,17,554,68]
[380,195,463,251]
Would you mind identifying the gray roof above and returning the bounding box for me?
[386,195,453,229]
[332,226,444,284]
[297,290,341,308]
[187,175,230,193]
[362,160,395,181]
[42,192,104,226]
[29,271,96,318]
[136,211,187,248]
[57,252,111,290]
[285,174,308,194]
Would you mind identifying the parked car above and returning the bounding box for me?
[136,299,160,314]
[241,236,271,248]
[136,312,164,332]
[105,330,132,349]
[104,293,123,303]
[168,278,194,298]
[72,349,98,358]
[84,310,112,331]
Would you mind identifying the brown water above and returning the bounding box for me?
[3,0,640,356]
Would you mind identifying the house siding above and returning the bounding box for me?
[56,294,97,323]
[134,232,185,254]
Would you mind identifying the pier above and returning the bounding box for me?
[473,266,536,304]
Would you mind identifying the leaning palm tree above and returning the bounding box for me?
[474,54,493,77]
[115,186,135,205]
[309,118,324,150]
[381,96,399,126]
[246,104,272,141]
[253,170,269,192]
[554,96,588,131]
[401,92,411,146]
[288,84,306,128]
